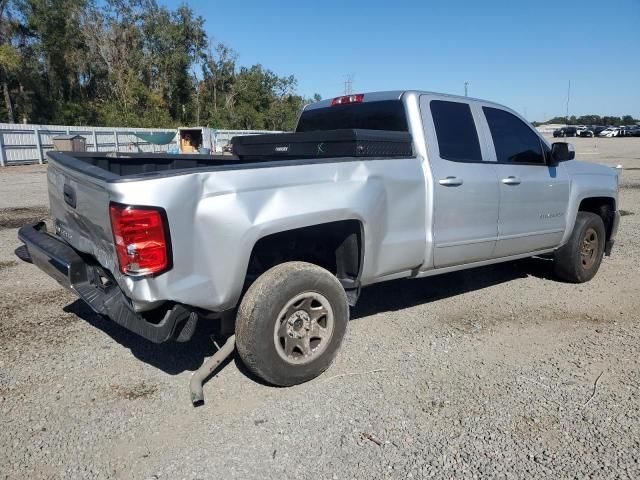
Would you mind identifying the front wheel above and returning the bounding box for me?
[553,212,606,283]
[235,261,349,386]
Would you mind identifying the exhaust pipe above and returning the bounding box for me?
[190,334,236,407]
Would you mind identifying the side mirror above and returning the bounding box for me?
[551,142,575,163]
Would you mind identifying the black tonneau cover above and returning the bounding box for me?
[232,129,413,160]
[47,151,249,182]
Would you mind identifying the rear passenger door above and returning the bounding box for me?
[420,96,500,268]
[480,106,570,257]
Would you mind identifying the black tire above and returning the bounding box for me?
[553,212,606,283]
[235,261,349,386]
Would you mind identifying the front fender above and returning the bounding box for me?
[560,162,619,246]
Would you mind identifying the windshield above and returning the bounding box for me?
[296,100,408,132]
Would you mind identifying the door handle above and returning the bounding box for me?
[438,176,464,186]
[501,176,521,185]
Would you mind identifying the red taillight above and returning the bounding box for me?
[331,94,364,106]
[109,203,171,276]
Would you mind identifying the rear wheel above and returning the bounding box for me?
[553,212,605,283]
[235,261,349,386]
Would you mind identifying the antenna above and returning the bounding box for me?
[464,81,469,97]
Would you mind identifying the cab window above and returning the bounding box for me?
[483,107,545,165]
[430,100,482,162]
[297,100,408,132]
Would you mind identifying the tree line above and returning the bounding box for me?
[534,115,639,127]
[0,0,319,130]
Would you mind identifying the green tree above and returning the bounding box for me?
[0,0,313,129]
[0,43,19,122]
[20,0,91,123]
[141,2,206,124]
[0,0,20,122]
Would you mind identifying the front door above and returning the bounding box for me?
[420,96,500,268]
[480,106,570,257]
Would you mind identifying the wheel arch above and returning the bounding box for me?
[578,196,616,241]
[244,219,365,305]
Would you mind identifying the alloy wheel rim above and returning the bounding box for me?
[580,227,599,269]
[273,292,334,365]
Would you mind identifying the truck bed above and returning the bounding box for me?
[47,129,413,182]
[48,150,376,183]
[47,151,256,182]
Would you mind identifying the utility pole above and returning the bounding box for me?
[192,69,201,125]
[195,82,201,126]
[565,80,571,125]
[464,81,469,97]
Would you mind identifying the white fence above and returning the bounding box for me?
[0,123,178,166]
[0,124,282,166]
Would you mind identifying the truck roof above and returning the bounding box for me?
[304,90,508,111]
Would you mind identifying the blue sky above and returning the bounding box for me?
[162,0,639,121]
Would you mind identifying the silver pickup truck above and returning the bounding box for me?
[19,90,620,392]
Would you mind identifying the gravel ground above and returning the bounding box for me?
[1,138,639,479]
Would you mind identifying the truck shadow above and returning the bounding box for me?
[63,257,556,376]
[63,300,222,375]
[351,257,555,320]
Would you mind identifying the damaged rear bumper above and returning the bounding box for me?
[18,222,197,343]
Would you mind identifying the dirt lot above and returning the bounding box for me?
[1,137,639,479]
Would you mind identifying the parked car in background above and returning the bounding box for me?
[578,126,607,138]
[553,127,578,137]
[593,126,608,137]
[619,126,640,137]
[599,127,620,138]
[578,127,595,137]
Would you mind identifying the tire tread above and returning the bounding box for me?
[235,261,348,386]
[554,212,605,283]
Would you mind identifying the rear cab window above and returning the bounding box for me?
[296,100,408,132]
[483,107,545,165]
[430,100,483,162]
